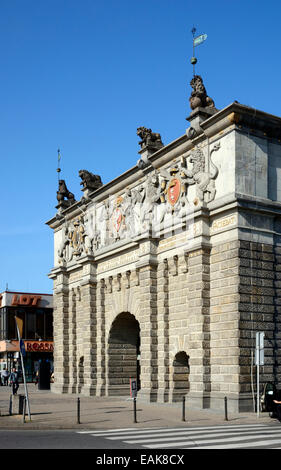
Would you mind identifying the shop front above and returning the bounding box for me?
[0,291,53,382]
[23,340,54,383]
[0,340,54,382]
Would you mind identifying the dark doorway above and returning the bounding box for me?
[108,312,140,396]
[172,351,190,402]
[38,360,51,390]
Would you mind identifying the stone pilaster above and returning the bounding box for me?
[137,264,158,401]
[68,287,78,393]
[186,246,211,408]
[238,240,275,411]
[137,240,158,401]
[209,240,240,411]
[77,259,97,396]
[273,245,281,385]
[96,278,106,396]
[51,268,69,394]
[157,259,169,402]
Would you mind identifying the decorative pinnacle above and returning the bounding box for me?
[57,148,61,174]
[191,26,197,76]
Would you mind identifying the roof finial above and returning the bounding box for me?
[57,148,61,183]
[191,26,197,76]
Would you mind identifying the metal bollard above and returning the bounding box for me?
[182,396,186,422]
[133,397,137,423]
[9,395,12,415]
[224,396,228,421]
[77,397,80,424]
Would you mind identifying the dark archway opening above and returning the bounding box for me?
[108,312,140,396]
[172,351,190,402]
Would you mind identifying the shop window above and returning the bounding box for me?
[26,312,36,339]
[7,308,26,339]
[0,310,5,339]
[7,312,16,339]
[45,311,53,340]
[36,309,44,340]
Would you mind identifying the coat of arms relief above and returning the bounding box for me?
[57,144,221,263]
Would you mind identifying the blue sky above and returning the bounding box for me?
[1,0,281,294]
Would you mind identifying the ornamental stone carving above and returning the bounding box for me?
[157,165,189,214]
[139,170,166,225]
[189,75,215,110]
[57,215,97,263]
[137,127,164,151]
[79,170,103,193]
[180,143,220,203]
[56,180,76,210]
[57,142,221,259]
[108,196,126,241]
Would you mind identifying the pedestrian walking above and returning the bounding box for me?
[9,368,19,395]
[1,368,9,386]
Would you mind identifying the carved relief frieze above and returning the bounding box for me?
[57,141,222,260]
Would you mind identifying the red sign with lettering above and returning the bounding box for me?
[24,341,54,353]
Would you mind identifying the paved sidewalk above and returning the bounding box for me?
[0,384,278,430]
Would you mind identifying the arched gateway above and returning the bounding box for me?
[47,94,281,412]
[108,313,140,396]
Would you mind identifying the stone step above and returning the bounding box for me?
[108,343,137,349]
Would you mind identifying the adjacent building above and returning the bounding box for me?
[46,75,281,412]
[0,291,53,381]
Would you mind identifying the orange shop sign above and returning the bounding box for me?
[24,341,54,353]
[11,294,41,306]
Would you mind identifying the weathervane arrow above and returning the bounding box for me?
[193,33,207,47]
[190,27,207,76]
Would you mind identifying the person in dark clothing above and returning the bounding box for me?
[273,400,281,421]
[9,368,19,395]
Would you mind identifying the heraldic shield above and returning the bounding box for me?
[167,177,181,207]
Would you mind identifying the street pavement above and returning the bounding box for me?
[0,383,278,431]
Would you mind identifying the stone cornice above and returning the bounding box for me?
[201,102,281,140]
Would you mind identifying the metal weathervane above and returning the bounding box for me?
[57,148,61,183]
[190,26,207,76]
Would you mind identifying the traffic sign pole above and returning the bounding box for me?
[255,332,265,418]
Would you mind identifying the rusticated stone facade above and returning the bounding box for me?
[47,100,281,412]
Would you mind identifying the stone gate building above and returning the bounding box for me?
[47,76,281,412]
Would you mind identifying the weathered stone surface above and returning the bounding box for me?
[47,100,281,412]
